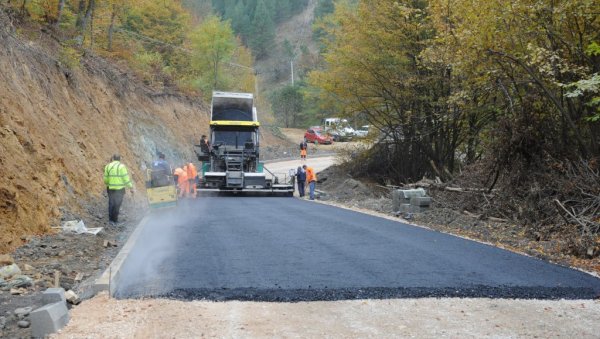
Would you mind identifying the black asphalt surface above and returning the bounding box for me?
[115,197,600,301]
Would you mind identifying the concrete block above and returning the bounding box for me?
[30,301,69,338]
[410,196,432,207]
[42,288,66,305]
[402,204,428,213]
[399,203,412,214]
[393,188,427,211]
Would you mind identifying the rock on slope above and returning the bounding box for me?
[0,11,209,253]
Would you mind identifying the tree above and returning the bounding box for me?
[228,1,250,42]
[427,0,600,177]
[55,0,66,28]
[314,0,334,19]
[248,0,275,59]
[189,15,236,94]
[271,85,304,127]
[309,0,463,182]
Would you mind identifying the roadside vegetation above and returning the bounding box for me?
[306,0,600,258]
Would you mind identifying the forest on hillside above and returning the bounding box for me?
[209,0,308,59]
[1,0,309,99]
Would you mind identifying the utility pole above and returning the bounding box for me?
[254,70,259,101]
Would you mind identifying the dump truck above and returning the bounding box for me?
[194,91,294,195]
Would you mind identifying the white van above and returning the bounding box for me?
[321,118,355,142]
[354,125,370,138]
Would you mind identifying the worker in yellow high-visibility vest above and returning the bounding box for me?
[103,154,133,225]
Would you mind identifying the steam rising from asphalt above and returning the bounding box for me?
[115,199,210,297]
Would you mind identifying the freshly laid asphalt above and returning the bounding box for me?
[114,197,600,301]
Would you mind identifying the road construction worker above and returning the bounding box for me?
[103,154,133,225]
[150,152,171,187]
[179,165,189,198]
[173,167,181,186]
[303,164,317,200]
[296,166,306,197]
[200,135,211,154]
[187,162,198,197]
[174,167,187,198]
[299,140,307,160]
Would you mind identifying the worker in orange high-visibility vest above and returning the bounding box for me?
[180,165,189,198]
[174,167,188,198]
[303,164,317,200]
[299,140,307,161]
[187,162,198,198]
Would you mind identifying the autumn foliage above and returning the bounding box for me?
[309,0,600,255]
[5,0,255,96]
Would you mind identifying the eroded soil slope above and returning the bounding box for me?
[0,13,210,253]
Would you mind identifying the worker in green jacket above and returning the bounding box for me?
[103,154,133,224]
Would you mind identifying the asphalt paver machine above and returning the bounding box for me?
[194,91,294,195]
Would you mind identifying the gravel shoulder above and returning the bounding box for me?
[54,292,600,338]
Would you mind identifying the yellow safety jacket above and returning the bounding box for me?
[104,161,133,190]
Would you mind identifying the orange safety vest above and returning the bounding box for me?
[306,167,316,183]
[175,168,187,184]
[187,163,197,179]
[180,166,188,183]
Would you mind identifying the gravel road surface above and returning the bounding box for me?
[55,294,600,339]
[114,196,600,300]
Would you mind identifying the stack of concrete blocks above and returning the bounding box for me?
[392,188,432,214]
[30,288,70,337]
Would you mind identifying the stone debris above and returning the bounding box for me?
[10,287,27,295]
[103,240,117,248]
[65,290,81,305]
[14,306,32,318]
[0,316,6,329]
[0,275,33,289]
[0,263,21,279]
[17,320,30,328]
[0,254,14,266]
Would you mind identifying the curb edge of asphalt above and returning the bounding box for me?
[93,215,151,296]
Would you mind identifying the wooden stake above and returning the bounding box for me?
[54,270,61,288]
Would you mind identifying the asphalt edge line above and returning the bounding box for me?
[307,197,600,280]
[93,215,151,296]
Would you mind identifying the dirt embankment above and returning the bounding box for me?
[0,12,210,254]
